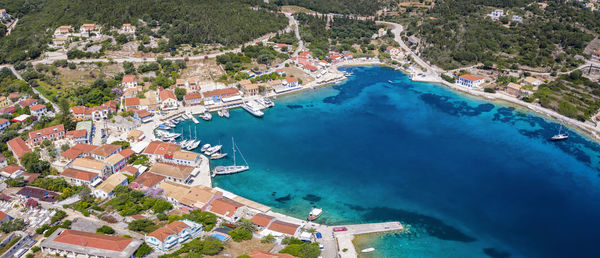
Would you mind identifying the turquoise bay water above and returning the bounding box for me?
[176,66,600,257]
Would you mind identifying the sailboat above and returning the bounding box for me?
[188,127,201,150]
[551,125,569,141]
[210,138,227,159]
[212,137,249,176]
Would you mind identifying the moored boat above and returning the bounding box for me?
[361,248,375,253]
[551,125,569,141]
[203,110,212,121]
[212,137,249,177]
[210,152,228,160]
[308,207,322,221]
[242,101,264,117]
[201,144,211,152]
[204,145,222,155]
[223,109,230,118]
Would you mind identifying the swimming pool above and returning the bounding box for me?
[210,234,228,241]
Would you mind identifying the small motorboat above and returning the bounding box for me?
[201,144,211,152]
[308,207,322,221]
[361,248,375,253]
[204,145,222,156]
[203,110,212,121]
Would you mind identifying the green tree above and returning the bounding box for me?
[0,219,26,233]
[228,228,252,242]
[128,219,158,233]
[97,225,115,234]
[151,200,173,214]
[235,219,257,232]
[135,243,153,257]
[174,87,187,101]
[201,236,224,255]
[110,141,130,149]
[21,152,51,174]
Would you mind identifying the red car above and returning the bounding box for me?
[333,227,347,232]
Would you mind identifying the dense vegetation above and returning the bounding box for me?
[107,185,173,216]
[273,0,389,16]
[0,0,288,63]
[158,236,224,257]
[401,0,600,70]
[295,13,383,59]
[531,70,600,121]
[279,237,321,258]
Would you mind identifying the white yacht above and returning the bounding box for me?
[212,137,249,177]
[204,145,222,156]
[242,101,264,117]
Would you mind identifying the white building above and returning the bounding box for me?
[457,74,485,88]
[491,9,504,20]
[145,220,203,251]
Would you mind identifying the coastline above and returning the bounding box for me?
[322,59,600,143]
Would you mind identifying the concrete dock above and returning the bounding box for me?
[334,222,403,258]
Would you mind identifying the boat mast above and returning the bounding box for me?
[235,140,249,166]
[232,137,236,166]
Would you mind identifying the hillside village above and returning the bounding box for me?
[0,1,600,258]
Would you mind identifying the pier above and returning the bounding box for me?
[333,222,403,258]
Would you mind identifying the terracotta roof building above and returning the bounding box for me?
[249,250,295,258]
[148,162,197,183]
[0,164,24,179]
[60,168,100,186]
[209,197,248,222]
[91,144,122,161]
[131,172,165,189]
[60,144,98,161]
[7,137,31,160]
[41,229,142,258]
[143,141,180,160]
[266,220,300,236]
[251,213,275,228]
[28,124,65,146]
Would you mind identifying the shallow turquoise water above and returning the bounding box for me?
[176,66,600,257]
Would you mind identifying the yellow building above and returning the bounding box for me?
[0,96,9,108]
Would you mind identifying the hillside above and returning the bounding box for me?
[0,0,288,63]
[394,0,600,71]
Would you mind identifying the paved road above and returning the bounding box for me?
[0,64,60,112]
[285,12,304,57]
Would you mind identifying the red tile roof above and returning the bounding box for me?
[148,221,190,242]
[119,149,135,159]
[143,141,180,156]
[7,137,31,158]
[124,97,140,106]
[159,89,176,101]
[60,168,98,181]
[132,172,165,188]
[0,164,23,175]
[122,75,137,82]
[302,64,318,71]
[30,104,46,111]
[54,229,133,252]
[459,74,484,82]
[251,213,274,227]
[29,124,64,139]
[210,198,244,218]
[66,129,87,138]
[267,220,299,235]
[184,92,202,100]
[91,144,121,158]
[121,165,138,175]
[61,144,99,160]
[249,250,295,258]
[202,88,239,98]
[71,106,86,114]
[0,211,9,221]
[17,99,37,108]
[285,77,297,83]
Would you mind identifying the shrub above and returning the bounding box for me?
[484,87,496,93]
[97,225,115,234]
[135,243,153,257]
[228,228,252,242]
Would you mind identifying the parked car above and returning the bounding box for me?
[333,226,347,232]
